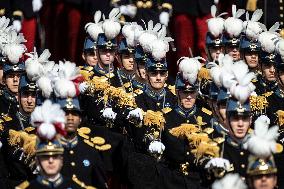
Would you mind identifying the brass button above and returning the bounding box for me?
[157,103,160,106]
[280,6,283,10]
[240,152,244,156]
[70,150,74,154]
[71,162,75,166]
[186,120,189,123]
[281,14,284,18]
[186,152,190,155]
[241,164,245,168]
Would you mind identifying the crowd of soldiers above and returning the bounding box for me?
[0,1,284,189]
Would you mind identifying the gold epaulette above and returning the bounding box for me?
[213,137,225,144]
[91,136,105,145]
[95,144,112,151]
[276,110,284,127]
[161,3,173,10]
[198,67,211,81]
[169,123,199,138]
[143,110,165,130]
[246,0,257,11]
[191,140,220,161]
[203,127,214,135]
[201,107,212,116]
[0,9,5,16]
[276,143,283,153]
[134,89,143,95]
[15,181,30,189]
[161,107,172,114]
[77,127,91,140]
[79,66,94,80]
[167,85,176,95]
[249,95,269,112]
[24,127,35,133]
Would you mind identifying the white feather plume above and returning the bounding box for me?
[212,173,247,189]
[177,56,202,85]
[243,115,279,158]
[224,5,245,38]
[2,31,26,64]
[102,8,121,40]
[31,100,65,140]
[85,11,103,41]
[207,5,226,37]
[243,9,263,41]
[229,60,256,104]
[276,39,284,61]
[25,48,52,81]
[122,23,143,47]
[0,16,14,53]
[53,61,80,98]
[219,54,236,90]
[258,22,280,53]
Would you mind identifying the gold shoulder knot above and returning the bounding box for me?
[16,181,30,189]
[77,127,91,140]
[95,144,112,151]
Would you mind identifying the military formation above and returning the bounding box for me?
[0,1,284,189]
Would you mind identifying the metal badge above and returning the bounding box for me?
[83,159,90,167]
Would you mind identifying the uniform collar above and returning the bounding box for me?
[259,76,278,91]
[118,69,135,80]
[3,87,17,103]
[36,174,63,188]
[59,136,78,149]
[174,105,196,118]
[144,85,166,100]
[212,117,228,135]
[132,79,146,90]
[274,88,284,98]
[94,64,114,76]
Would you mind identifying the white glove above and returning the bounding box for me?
[159,12,170,26]
[148,141,165,154]
[32,0,43,12]
[205,158,231,171]
[127,108,143,121]
[12,20,22,32]
[79,82,89,94]
[102,108,117,120]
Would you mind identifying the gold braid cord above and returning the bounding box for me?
[250,95,269,113]
[143,110,165,130]
[276,110,284,127]
[191,140,220,162]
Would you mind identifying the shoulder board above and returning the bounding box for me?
[78,132,90,140]
[167,85,176,95]
[83,139,94,147]
[134,89,143,95]
[106,72,115,79]
[203,127,214,135]
[123,82,131,88]
[91,136,105,145]
[1,114,12,122]
[264,91,273,97]
[77,127,91,134]
[95,144,111,151]
[15,181,30,189]
[24,127,35,133]
[201,107,212,115]
[213,137,225,144]
[162,107,172,114]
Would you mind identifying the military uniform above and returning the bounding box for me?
[59,136,108,188]
[16,175,82,189]
[158,105,212,189]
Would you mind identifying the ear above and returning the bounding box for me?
[82,52,86,61]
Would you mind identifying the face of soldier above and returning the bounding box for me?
[252,174,277,189]
[122,54,135,72]
[98,49,116,66]
[262,63,276,82]
[38,155,63,178]
[226,46,241,61]
[147,70,168,91]
[0,64,3,85]
[5,72,21,94]
[65,111,81,134]
[178,90,197,109]
[245,51,259,69]
[82,49,98,66]
[20,91,36,114]
[137,64,146,80]
[277,70,284,86]
[209,46,224,61]
[228,115,251,139]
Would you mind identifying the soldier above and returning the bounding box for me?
[240,9,263,74]
[158,57,212,189]
[222,5,245,62]
[16,100,82,189]
[244,115,280,189]
[56,96,108,189]
[133,45,147,90]
[0,74,37,189]
[81,37,99,67]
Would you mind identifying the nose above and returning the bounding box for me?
[48,156,54,163]
[238,118,244,126]
[13,75,19,82]
[27,95,33,103]
[269,65,275,73]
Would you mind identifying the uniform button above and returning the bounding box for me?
[186,152,190,155]
[241,164,245,168]
[71,162,75,166]
[281,14,284,18]
[241,177,245,181]
[157,103,160,106]
[240,152,244,156]
[186,120,189,123]
[70,150,74,155]
[280,6,283,10]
